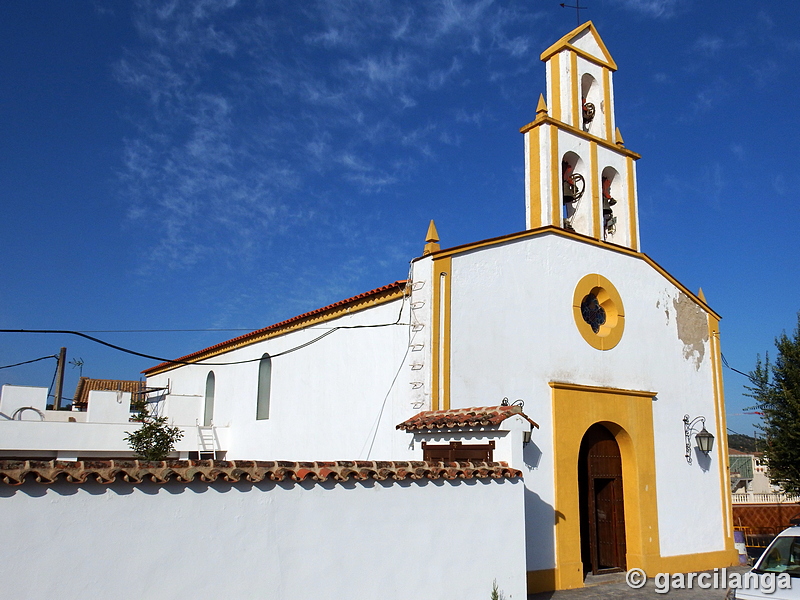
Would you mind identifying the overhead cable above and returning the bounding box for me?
[0,307,408,367]
[0,355,58,370]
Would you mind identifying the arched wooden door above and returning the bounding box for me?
[578,423,627,575]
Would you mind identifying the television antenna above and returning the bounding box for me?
[69,357,84,378]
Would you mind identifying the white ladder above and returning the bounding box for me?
[197,424,217,459]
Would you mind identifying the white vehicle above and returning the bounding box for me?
[728,526,800,600]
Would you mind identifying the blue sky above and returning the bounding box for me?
[1,0,797,437]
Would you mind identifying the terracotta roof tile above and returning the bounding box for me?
[143,280,407,375]
[72,378,144,408]
[396,405,539,431]
[0,459,521,486]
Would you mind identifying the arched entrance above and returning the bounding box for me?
[578,423,627,575]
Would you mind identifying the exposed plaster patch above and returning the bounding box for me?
[673,292,708,370]
[656,297,670,325]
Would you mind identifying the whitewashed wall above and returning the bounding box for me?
[147,298,423,462]
[0,476,527,600]
[445,232,726,568]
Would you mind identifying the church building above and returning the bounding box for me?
[140,22,738,592]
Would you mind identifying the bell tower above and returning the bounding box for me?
[521,22,641,251]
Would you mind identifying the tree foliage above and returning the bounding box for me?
[746,313,800,495]
[124,403,183,461]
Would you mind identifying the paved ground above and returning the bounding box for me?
[528,567,750,599]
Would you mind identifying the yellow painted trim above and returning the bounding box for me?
[572,273,625,350]
[652,549,739,574]
[527,131,541,229]
[539,21,618,71]
[709,315,736,549]
[550,125,560,227]
[520,116,640,160]
[550,54,561,122]
[145,286,406,376]
[549,381,656,398]
[416,226,720,321]
[544,384,737,594]
[626,156,639,251]
[551,384,659,590]
[570,52,579,129]
[603,68,612,141]
[527,569,557,594]
[431,256,452,411]
[590,141,600,239]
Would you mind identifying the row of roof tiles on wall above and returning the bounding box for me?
[0,459,521,487]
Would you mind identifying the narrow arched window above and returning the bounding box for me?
[256,354,272,420]
[203,371,215,427]
[561,151,585,232]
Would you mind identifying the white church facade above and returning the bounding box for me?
[0,23,738,596]
[139,22,737,591]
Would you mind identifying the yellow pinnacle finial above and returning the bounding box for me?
[536,94,548,116]
[423,220,440,255]
[698,287,707,303]
[615,127,625,147]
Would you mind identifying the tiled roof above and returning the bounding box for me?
[143,280,407,375]
[396,405,539,431]
[0,459,521,486]
[72,377,144,408]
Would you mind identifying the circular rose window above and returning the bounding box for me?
[573,274,625,350]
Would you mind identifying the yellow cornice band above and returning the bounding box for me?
[549,381,656,398]
[415,225,720,321]
[520,116,641,160]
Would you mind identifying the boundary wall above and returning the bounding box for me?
[0,460,526,600]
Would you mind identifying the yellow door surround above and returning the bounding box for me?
[540,382,737,592]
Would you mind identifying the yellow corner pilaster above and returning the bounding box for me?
[550,125,561,227]
[431,256,452,411]
[527,130,542,229]
[603,68,612,141]
[709,315,736,549]
[626,156,639,251]
[570,51,579,129]
[551,54,561,122]
[590,141,600,239]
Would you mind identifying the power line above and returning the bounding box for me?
[0,355,58,370]
[0,316,408,368]
[721,353,760,385]
[76,328,258,333]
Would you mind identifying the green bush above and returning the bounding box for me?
[125,415,184,461]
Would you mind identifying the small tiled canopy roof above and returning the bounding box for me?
[396,405,539,432]
[0,459,521,486]
[72,377,145,409]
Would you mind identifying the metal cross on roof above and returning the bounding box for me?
[560,1,587,27]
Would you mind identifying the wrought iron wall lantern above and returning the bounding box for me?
[683,414,715,464]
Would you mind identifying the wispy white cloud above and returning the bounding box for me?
[613,0,682,18]
[693,35,724,56]
[115,0,539,281]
